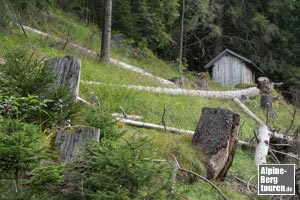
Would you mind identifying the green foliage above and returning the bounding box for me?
[70,138,173,200]
[80,106,123,140]
[0,0,51,33]
[282,65,300,85]
[234,83,257,89]
[0,50,80,128]
[29,162,65,192]
[0,119,46,193]
[0,50,57,97]
[112,0,179,51]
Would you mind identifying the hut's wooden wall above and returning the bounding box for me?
[212,55,254,86]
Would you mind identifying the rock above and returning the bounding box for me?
[45,56,81,101]
[192,108,240,180]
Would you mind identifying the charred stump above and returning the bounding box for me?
[55,126,100,162]
[192,108,240,180]
[45,56,81,101]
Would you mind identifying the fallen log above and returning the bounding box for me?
[115,118,194,134]
[115,116,300,162]
[233,98,263,125]
[112,113,143,120]
[82,81,260,99]
[233,97,293,143]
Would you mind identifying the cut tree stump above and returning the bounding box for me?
[260,94,273,109]
[192,108,240,180]
[45,56,81,101]
[55,126,100,162]
[258,77,271,95]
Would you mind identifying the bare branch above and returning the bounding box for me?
[171,155,228,200]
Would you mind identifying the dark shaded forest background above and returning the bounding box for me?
[1,0,300,86]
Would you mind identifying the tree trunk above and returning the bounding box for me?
[179,0,185,71]
[83,81,260,99]
[192,108,240,180]
[100,0,112,62]
[45,56,81,102]
[55,126,100,162]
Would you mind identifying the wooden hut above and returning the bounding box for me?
[204,49,263,86]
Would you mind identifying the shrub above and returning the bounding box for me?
[69,137,173,200]
[81,106,123,140]
[0,119,47,194]
[0,50,57,97]
[0,50,81,129]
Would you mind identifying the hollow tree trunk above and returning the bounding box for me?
[192,108,240,180]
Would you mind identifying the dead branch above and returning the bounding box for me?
[269,148,300,162]
[162,104,167,131]
[253,131,259,144]
[247,174,257,191]
[269,149,280,164]
[119,106,128,118]
[169,154,180,196]
[115,118,194,134]
[112,113,143,120]
[77,96,92,105]
[233,176,257,191]
[171,155,229,200]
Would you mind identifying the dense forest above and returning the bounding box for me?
[1,0,300,84]
[1,0,300,199]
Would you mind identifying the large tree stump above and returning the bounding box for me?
[45,56,81,101]
[192,108,240,180]
[55,126,100,162]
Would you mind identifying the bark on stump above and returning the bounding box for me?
[45,56,81,101]
[55,126,100,162]
[260,94,273,109]
[258,77,271,95]
[192,108,240,180]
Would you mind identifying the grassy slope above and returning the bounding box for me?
[1,10,298,200]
